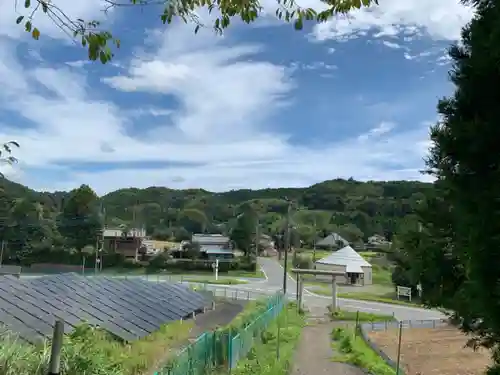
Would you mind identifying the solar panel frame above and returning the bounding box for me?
[0,280,80,330]
[27,280,139,341]
[49,276,150,338]
[122,279,201,314]
[108,278,188,319]
[74,277,162,332]
[143,281,208,313]
[89,277,177,324]
[34,277,143,340]
[0,307,43,344]
[0,274,210,343]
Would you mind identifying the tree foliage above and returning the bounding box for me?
[14,0,378,63]
[0,141,19,178]
[59,184,102,252]
[395,1,500,371]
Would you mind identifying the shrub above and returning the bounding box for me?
[294,254,312,269]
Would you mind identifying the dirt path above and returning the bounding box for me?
[291,312,367,375]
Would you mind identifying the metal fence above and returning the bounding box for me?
[359,318,450,375]
[155,291,285,375]
[228,292,285,369]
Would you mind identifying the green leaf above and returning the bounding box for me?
[16,16,24,24]
[25,21,32,32]
[294,17,303,30]
[32,28,40,40]
[24,0,30,8]
[99,51,107,64]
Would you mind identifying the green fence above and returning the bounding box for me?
[228,292,285,369]
[156,292,285,375]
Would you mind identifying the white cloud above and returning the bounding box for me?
[382,40,403,49]
[311,0,473,43]
[0,9,435,194]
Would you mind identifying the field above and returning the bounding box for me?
[368,326,492,375]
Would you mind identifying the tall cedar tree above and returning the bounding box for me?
[426,0,500,370]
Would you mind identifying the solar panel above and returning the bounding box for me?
[0,273,211,343]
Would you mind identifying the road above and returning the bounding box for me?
[193,257,446,321]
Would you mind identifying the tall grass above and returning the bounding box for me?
[0,321,192,375]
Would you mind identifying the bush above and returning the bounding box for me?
[294,254,312,269]
[147,258,258,273]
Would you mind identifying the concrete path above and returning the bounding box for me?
[291,318,366,375]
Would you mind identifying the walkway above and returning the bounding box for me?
[291,314,366,375]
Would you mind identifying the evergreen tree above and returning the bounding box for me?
[424,0,500,370]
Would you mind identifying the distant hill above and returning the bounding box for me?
[0,177,433,243]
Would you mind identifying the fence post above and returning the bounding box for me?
[48,320,64,375]
[227,332,233,373]
[396,320,403,375]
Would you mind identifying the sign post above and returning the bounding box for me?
[214,259,219,281]
[396,286,412,302]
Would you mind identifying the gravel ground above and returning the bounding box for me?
[291,310,366,375]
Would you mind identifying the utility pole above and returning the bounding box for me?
[0,240,5,266]
[312,216,317,264]
[255,218,260,257]
[283,200,292,294]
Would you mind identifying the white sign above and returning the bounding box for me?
[396,286,412,301]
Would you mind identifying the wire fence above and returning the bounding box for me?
[155,292,285,375]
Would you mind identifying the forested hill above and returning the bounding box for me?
[0,177,433,244]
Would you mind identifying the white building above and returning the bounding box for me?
[315,245,373,285]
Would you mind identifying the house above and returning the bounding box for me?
[316,233,349,248]
[314,245,372,285]
[191,234,231,250]
[367,234,390,246]
[103,227,147,260]
[191,234,234,261]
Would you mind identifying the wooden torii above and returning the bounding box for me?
[291,268,346,310]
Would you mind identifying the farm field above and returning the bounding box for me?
[368,326,491,375]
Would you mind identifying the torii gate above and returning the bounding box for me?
[291,268,346,310]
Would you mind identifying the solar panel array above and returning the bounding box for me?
[0,273,210,344]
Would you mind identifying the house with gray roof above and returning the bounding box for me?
[316,232,349,248]
[315,245,372,285]
[191,234,233,261]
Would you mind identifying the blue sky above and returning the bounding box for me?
[0,0,473,194]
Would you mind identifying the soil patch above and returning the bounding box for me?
[368,325,492,375]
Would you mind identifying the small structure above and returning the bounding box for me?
[192,234,231,250]
[316,232,349,248]
[291,268,345,310]
[103,227,147,260]
[0,265,21,278]
[315,245,373,285]
[191,234,233,261]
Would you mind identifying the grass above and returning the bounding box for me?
[331,326,396,375]
[182,277,249,285]
[0,320,193,375]
[328,307,395,322]
[225,302,306,375]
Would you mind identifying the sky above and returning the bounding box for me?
[0,0,473,195]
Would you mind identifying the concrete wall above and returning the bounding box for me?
[361,265,372,285]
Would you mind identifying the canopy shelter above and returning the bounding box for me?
[315,245,373,285]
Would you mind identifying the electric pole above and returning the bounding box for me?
[312,216,317,263]
[0,240,5,266]
[283,199,292,294]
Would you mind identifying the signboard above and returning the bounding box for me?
[396,286,412,301]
